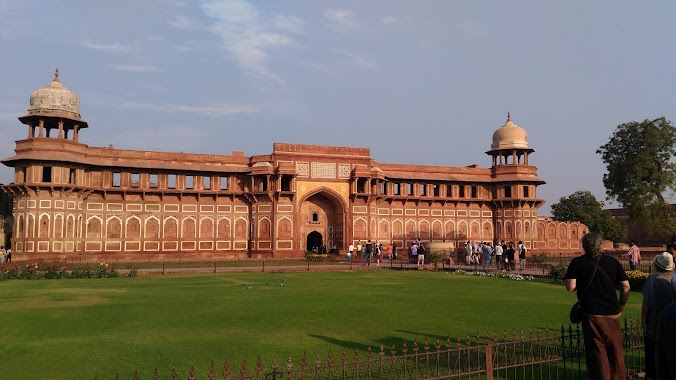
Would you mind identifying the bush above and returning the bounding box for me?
[547,264,568,283]
[625,270,648,291]
[531,253,549,265]
[20,263,40,279]
[128,267,138,278]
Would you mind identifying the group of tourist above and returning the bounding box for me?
[565,235,676,380]
[347,240,398,266]
[0,246,11,263]
[464,240,527,271]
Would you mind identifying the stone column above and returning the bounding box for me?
[28,122,35,139]
[73,125,79,142]
[38,119,44,137]
[57,120,64,138]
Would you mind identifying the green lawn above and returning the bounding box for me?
[0,270,642,380]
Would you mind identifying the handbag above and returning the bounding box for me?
[569,256,601,324]
[569,302,583,324]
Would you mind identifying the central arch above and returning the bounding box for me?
[297,186,348,252]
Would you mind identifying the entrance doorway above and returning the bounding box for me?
[306,231,323,253]
[299,190,345,252]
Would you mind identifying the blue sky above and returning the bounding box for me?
[1,0,674,213]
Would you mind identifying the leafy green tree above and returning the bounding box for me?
[597,117,676,236]
[551,190,626,241]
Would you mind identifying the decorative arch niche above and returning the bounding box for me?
[217,218,231,239]
[182,218,196,239]
[145,217,160,239]
[164,217,178,239]
[200,217,214,239]
[106,217,122,239]
[126,217,141,239]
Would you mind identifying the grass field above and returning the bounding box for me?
[0,270,642,380]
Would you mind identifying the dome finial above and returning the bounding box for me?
[506,112,511,122]
[54,66,60,82]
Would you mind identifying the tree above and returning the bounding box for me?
[597,117,676,236]
[551,190,626,241]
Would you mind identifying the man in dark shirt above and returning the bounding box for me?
[565,232,630,380]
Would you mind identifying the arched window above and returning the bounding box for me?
[312,213,318,222]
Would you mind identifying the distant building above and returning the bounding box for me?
[1,70,587,260]
[608,205,676,247]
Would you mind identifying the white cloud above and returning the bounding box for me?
[324,9,354,30]
[168,15,193,29]
[380,16,398,25]
[93,99,259,117]
[199,0,296,86]
[335,50,379,71]
[273,15,303,34]
[109,64,160,72]
[80,41,142,54]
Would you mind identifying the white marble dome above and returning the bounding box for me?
[26,68,82,120]
[491,113,529,150]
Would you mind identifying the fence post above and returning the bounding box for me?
[262,260,265,273]
[214,262,216,273]
[162,263,165,275]
[485,344,494,380]
[307,257,310,272]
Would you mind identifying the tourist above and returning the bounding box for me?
[417,242,426,267]
[506,242,515,271]
[347,242,353,263]
[501,241,508,267]
[464,241,472,264]
[0,246,5,263]
[655,300,676,380]
[564,232,630,380]
[392,242,397,260]
[481,242,492,272]
[641,252,676,380]
[494,241,504,270]
[518,241,527,271]
[5,248,10,262]
[375,242,381,266]
[387,243,393,260]
[668,241,676,288]
[356,241,362,257]
[624,240,641,270]
[364,240,373,266]
[410,242,418,264]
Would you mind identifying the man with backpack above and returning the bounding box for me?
[518,241,527,270]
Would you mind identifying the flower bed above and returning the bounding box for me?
[452,269,534,281]
[0,260,134,281]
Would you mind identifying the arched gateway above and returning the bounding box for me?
[298,188,347,253]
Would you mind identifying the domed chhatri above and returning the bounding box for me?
[491,112,529,150]
[26,68,83,121]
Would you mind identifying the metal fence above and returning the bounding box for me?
[95,318,645,380]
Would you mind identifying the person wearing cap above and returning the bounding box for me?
[641,252,676,380]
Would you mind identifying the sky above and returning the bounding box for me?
[1,0,674,214]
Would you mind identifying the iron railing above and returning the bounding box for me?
[95,318,645,380]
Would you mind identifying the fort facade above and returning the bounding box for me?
[1,71,587,260]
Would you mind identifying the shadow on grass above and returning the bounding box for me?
[308,334,372,352]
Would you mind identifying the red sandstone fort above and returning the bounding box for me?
[0,70,587,260]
